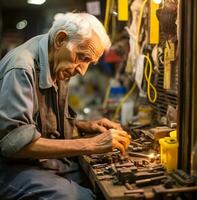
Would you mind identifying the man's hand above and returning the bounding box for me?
[110,129,131,154]
[76,118,122,134]
[89,129,131,155]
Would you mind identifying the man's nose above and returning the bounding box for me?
[76,63,89,76]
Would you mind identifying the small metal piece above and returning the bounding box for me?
[151,164,165,171]
[170,172,189,186]
[173,169,196,186]
[92,163,108,169]
[116,168,135,183]
[125,182,133,190]
[130,141,143,147]
[153,185,197,194]
[112,11,118,16]
[141,130,155,140]
[142,159,150,166]
[97,175,113,181]
[95,171,104,176]
[115,162,134,168]
[144,141,152,146]
[124,189,144,194]
[162,177,176,188]
[128,152,150,158]
[134,171,164,180]
[136,175,167,187]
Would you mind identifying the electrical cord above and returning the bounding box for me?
[104,0,112,33]
[102,0,113,109]
[136,0,157,103]
[136,0,148,55]
[102,83,111,109]
[111,1,116,42]
[112,83,136,120]
[144,54,158,103]
[112,0,147,119]
[104,0,157,120]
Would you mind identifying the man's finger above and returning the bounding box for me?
[112,139,125,155]
[110,129,131,139]
[98,118,123,130]
[115,131,131,139]
[111,134,130,149]
[94,124,107,133]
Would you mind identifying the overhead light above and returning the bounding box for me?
[153,0,162,4]
[83,107,90,114]
[16,20,28,30]
[27,0,46,5]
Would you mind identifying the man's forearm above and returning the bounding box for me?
[11,137,93,159]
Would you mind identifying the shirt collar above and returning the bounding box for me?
[38,33,53,89]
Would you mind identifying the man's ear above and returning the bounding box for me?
[54,30,68,49]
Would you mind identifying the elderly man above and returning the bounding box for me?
[0,13,130,199]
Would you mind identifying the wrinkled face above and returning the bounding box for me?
[50,31,104,81]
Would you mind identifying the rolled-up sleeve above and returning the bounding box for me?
[0,68,41,157]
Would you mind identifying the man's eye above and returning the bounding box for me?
[77,54,91,62]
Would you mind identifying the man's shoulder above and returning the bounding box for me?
[0,52,35,80]
[0,36,42,79]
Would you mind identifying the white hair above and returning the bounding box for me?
[48,12,111,50]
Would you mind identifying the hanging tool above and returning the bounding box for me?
[118,0,128,21]
[163,40,175,90]
[149,0,160,44]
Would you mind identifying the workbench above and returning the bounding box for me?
[79,153,163,200]
[78,124,197,200]
[79,155,131,200]
[79,153,197,200]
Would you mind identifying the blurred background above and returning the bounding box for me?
[0,0,106,56]
[0,0,115,120]
[0,0,182,123]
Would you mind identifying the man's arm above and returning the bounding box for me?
[11,137,94,159]
[75,118,123,134]
[12,129,131,159]
[0,69,130,159]
[0,69,41,157]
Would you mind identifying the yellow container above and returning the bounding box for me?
[170,130,177,138]
[159,137,178,172]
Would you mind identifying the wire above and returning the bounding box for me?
[102,83,111,109]
[112,0,147,120]
[104,0,111,33]
[111,0,116,42]
[102,0,113,108]
[112,83,136,120]
[105,0,157,121]
[144,54,157,103]
[136,0,157,103]
[136,0,148,55]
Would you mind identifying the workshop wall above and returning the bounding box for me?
[0,0,86,57]
[97,0,179,128]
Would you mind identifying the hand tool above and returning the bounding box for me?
[136,175,167,187]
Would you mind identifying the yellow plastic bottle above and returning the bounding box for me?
[159,136,178,172]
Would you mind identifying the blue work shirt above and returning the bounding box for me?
[0,33,74,157]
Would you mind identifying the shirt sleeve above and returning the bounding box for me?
[0,68,41,157]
